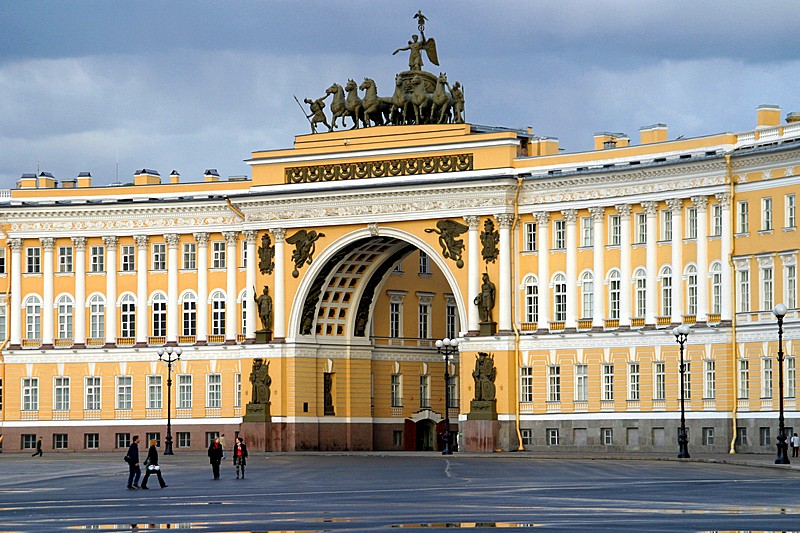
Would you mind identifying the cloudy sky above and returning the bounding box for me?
[1,1,799,189]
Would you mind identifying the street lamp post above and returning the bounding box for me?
[673,324,691,459]
[773,303,790,465]
[157,346,182,455]
[435,337,459,455]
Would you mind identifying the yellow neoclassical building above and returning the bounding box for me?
[0,102,798,454]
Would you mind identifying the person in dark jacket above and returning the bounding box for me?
[140,439,168,489]
[207,437,223,480]
[126,435,141,489]
[31,436,43,457]
[232,437,248,479]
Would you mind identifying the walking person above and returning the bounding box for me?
[208,437,223,480]
[31,436,43,457]
[140,439,168,489]
[791,432,800,458]
[126,435,141,490]
[220,433,227,460]
[233,437,248,479]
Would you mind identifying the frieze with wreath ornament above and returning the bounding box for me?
[285,153,473,184]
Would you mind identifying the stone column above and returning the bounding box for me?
[464,215,480,333]
[194,232,209,343]
[616,204,632,327]
[223,231,239,342]
[41,237,55,347]
[496,213,514,333]
[243,230,257,340]
[9,238,22,347]
[693,196,709,322]
[667,199,684,323]
[562,209,578,329]
[535,212,550,331]
[716,192,732,321]
[72,237,87,347]
[134,235,149,345]
[589,207,605,328]
[272,229,286,340]
[165,234,180,343]
[642,201,658,325]
[103,236,118,346]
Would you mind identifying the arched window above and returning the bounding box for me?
[580,271,594,319]
[711,262,722,315]
[553,273,567,322]
[211,290,226,336]
[686,265,698,315]
[120,294,136,338]
[524,275,538,324]
[660,266,673,317]
[151,292,167,337]
[633,268,646,318]
[24,295,42,340]
[608,270,621,319]
[181,292,197,336]
[89,294,105,339]
[56,295,74,339]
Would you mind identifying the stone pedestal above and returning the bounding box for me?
[241,402,272,452]
[478,321,496,336]
[467,399,497,420]
[255,330,272,343]
[463,418,500,452]
[243,402,271,422]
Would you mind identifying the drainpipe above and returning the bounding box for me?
[726,152,738,455]
[224,197,246,220]
[512,176,524,451]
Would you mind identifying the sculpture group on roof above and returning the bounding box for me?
[300,11,466,133]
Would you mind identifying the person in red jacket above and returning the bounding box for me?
[232,437,249,479]
[207,437,223,480]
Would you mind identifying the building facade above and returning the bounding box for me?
[0,106,798,455]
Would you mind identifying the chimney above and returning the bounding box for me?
[786,112,800,124]
[170,170,180,184]
[17,173,38,189]
[38,172,57,189]
[639,123,668,144]
[757,104,781,128]
[204,169,220,182]
[77,172,92,188]
[594,132,629,150]
[134,169,161,186]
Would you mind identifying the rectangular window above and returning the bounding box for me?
[761,267,774,311]
[84,433,99,449]
[602,428,613,445]
[241,245,248,268]
[22,377,38,411]
[389,302,401,338]
[206,374,222,408]
[418,303,430,339]
[738,359,750,399]
[121,245,135,272]
[787,357,796,398]
[686,207,698,239]
[520,429,533,445]
[116,376,132,410]
[547,428,559,446]
[177,432,191,448]
[182,243,196,269]
[26,247,41,274]
[737,270,750,312]
[786,193,796,228]
[786,265,797,310]
[737,200,749,233]
[152,243,167,270]
[661,210,672,241]
[602,364,614,401]
[711,204,723,236]
[553,220,566,250]
[628,363,640,401]
[418,251,430,275]
[704,360,716,399]
[234,372,242,408]
[446,301,457,340]
[54,376,70,411]
[762,197,773,231]
[146,432,161,447]
[116,433,131,449]
[90,245,105,273]
[702,427,714,446]
[609,215,621,245]
[654,362,666,400]
[21,434,37,449]
[147,375,162,409]
[58,246,73,273]
[736,427,747,446]
[211,241,226,269]
[762,358,773,399]
[682,362,691,400]
[520,367,533,403]
[580,217,593,247]
[760,426,771,446]
[635,212,647,244]
[419,375,430,409]
[178,375,192,409]
[548,366,561,402]
[575,364,588,402]
[205,432,220,448]
[524,222,537,251]
[53,434,68,449]
[0,247,5,274]
[85,377,101,410]
[391,374,402,408]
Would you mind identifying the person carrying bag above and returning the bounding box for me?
[140,439,168,489]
